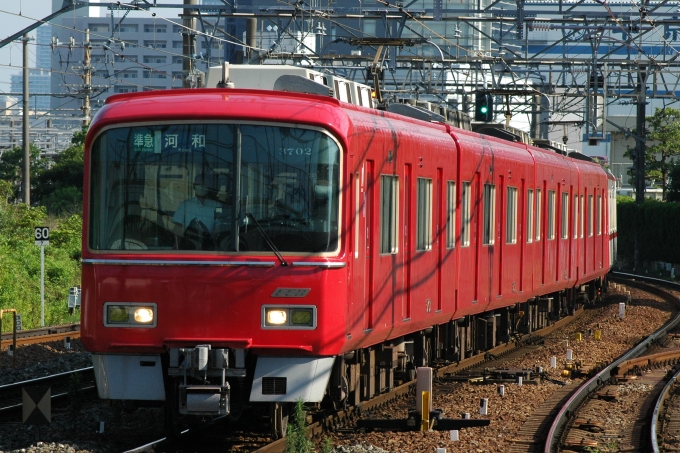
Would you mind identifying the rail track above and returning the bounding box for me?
[8,274,680,453]
[117,307,587,453]
[0,367,95,417]
[544,273,680,453]
[1,323,80,350]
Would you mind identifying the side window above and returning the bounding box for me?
[588,194,594,237]
[354,173,360,259]
[461,182,471,247]
[573,194,578,239]
[416,178,433,251]
[580,194,584,238]
[526,189,534,243]
[482,183,496,245]
[547,190,556,240]
[597,194,602,235]
[506,186,517,244]
[535,188,542,241]
[380,175,399,254]
[561,192,569,239]
[446,181,456,249]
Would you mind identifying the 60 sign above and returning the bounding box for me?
[34,226,50,246]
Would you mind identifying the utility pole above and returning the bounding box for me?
[635,66,647,205]
[182,0,198,88]
[22,33,30,205]
[82,29,92,126]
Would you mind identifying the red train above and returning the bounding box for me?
[80,69,615,435]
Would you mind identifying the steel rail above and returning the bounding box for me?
[1,323,80,350]
[544,272,680,453]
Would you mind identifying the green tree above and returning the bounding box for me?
[34,143,84,215]
[0,144,46,202]
[624,107,680,200]
[33,126,87,215]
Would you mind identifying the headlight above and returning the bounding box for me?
[104,302,157,328]
[262,305,316,329]
[266,309,287,325]
[133,307,155,323]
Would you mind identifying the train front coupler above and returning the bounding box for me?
[167,345,239,417]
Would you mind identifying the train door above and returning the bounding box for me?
[436,168,443,312]
[410,171,439,321]
[403,164,412,321]
[365,161,375,331]
[348,165,366,337]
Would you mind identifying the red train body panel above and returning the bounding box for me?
[80,85,612,420]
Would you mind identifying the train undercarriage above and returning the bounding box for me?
[156,279,605,438]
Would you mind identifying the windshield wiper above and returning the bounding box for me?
[246,213,288,266]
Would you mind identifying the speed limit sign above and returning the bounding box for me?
[34,226,49,246]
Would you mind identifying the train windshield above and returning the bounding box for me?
[89,123,341,254]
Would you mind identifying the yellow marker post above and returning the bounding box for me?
[421,390,430,432]
[594,330,602,340]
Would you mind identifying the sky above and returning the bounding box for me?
[0,0,184,96]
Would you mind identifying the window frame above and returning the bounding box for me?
[547,190,556,240]
[535,188,542,241]
[482,183,496,246]
[561,192,569,239]
[461,182,471,247]
[446,181,456,249]
[526,189,534,243]
[416,178,433,252]
[380,175,399,254]
[506,186,518,244]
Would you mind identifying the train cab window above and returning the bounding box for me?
[506,186,517,244]
[547,190,556,240]
[573,194,578,239]
[446,181,456,249]
[416,178,433,251]
[461,182,471,247]
[588,194,594,237]
[482,183,495,246]
[535,189,542,241]
[89,123,341,254]
[380,175,399,254]
[580,195,584,238]
[561,192,569,239]
[526,189,534,243]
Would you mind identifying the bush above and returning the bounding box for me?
[617,199,680,265]
[0,200,81,331]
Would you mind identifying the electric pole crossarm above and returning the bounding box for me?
[0,1,88,49]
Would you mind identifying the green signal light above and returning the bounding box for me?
[480,106,488,113]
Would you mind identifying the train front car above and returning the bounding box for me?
[80,89,350,434]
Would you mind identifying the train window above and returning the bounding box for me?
[446,181,456,249]
[482,183,495,246]
[588,195,594,237]
[355,172,360,259]
[417,178,433,251]
[380,175,399,254]
[561,192,569,239]
[573,194,578,239]
[89,123,341,254]
[580,195,584,238]
[597,194,602,235]
[461,182,471,247]
[506,187,517,244]
[547,190,555,240]
[535,189,542,241]
[526,189,534,243]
